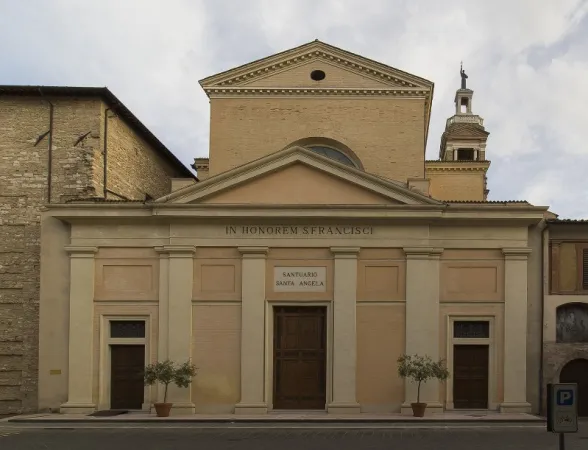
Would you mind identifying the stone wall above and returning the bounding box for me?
[0,94,190,415]
[542,342,588,414]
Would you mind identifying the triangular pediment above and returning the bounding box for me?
[156,147,443,207]
[199,40,433,92]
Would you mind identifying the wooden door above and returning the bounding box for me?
[110,345,145,410]
[273,306,326,410]
[560,358,588,417]
[453,345,489,409]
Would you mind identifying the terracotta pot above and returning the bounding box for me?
[154,403,173,417]
[411,402,427,417]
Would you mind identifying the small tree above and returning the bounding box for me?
[144,359,198,404]
[397,354,450,404]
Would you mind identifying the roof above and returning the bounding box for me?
[546,218,588,224]
[447,200,530,204]
[0,85,194,178]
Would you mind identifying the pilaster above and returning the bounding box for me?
[401,247,444,415]
[328,247,361,414]
[60,246,98,414]
[163,245,196,414]
[154,247,170,404]
[500,247,532,413]
[235,246,268,415]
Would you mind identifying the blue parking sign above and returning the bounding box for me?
[557,390,574,406]
[547,383,578,433]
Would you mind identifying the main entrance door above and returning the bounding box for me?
[453,345,489,409]
[559,358,588,417]
[273,306,326,410]
[110,345,145,410]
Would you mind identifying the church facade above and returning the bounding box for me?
[38,41,549,415]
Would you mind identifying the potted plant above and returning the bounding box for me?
[397,354,450,417]
[144,359,198,417]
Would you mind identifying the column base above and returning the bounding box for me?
[499,402,531,413]
[327,402,361,414]
[234,402,268,415]
[59,402,96,414]
[401,402,444,416]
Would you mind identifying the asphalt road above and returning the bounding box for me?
[0,423,587,450]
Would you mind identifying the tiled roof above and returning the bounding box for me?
[447,200,530,204]
[547,218,588,223]
[64,198,147,204]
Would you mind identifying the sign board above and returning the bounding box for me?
[274,267,327,292]
[547,383,578,433]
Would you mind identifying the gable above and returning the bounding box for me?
[157,146,443,206]
[199,40,432,91]
[198,163,400,205]
[239,60,396,89]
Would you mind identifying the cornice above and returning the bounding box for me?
[425,165,490,172]
[204,48,427,89]
[204,87,429,98]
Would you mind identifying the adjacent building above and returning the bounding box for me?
[0,86,193,415]
[35,41,557,416]
[542,219,588,416]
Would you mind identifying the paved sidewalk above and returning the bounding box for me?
[4,411,545,423]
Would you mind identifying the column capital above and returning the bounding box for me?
[238,246,268,259]
[330,247,360,259]
[403,247,443,260]
[502,247,532,260]
[155,245,196,258]
[64,246,98,258]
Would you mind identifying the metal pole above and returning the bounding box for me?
[559,433,565,450]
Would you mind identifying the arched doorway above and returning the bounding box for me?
[559,359,588,417]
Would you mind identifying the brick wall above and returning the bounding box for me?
[0,94,189,415]
[208,97,426,183]
[426,169,486,201]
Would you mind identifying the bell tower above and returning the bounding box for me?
[425,65,491,201]
[439,64,489,163]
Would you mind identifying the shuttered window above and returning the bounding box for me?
[583,249,588,290]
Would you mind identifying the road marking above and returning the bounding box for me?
[0,424,547,430]
[0,430,20,437]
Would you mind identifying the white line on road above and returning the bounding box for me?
[0,425,547,430]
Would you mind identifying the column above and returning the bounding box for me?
[401,247,443,415]
[60,246,97,414]
[235,247,268,414]
[500,247,532,413]
[165,245,196,414]
[328,247,361,413]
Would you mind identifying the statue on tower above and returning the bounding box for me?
[460,62,468,89]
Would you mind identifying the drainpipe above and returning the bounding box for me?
[38,88,54,203]
[103,107,111,199]
[539,221,548,415]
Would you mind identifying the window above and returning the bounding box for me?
[110,320,146,338]
[456,148,475,161]
[550,242,588,293]
[556,303,588,343]
[310,70,326,81]
[307,145,357,167]
[453,321,490,339]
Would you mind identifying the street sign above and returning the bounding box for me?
[547,383,578,433]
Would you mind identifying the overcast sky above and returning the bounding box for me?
[1,0,587,218]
